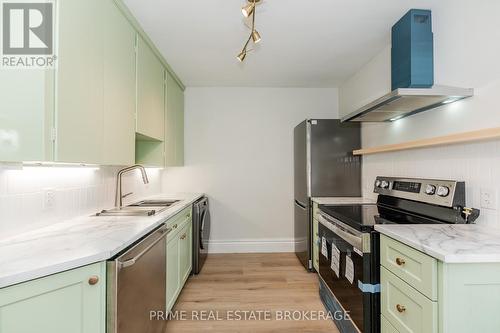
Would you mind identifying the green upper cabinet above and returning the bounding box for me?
[135,139,165,167]
[0,70,54,162]
[136,68,185,168]
[56,0,105,164]
[0,0,184,166]
[136,36,165,142]
[102,0,136,166]
[57,0,136,165]
[0,262,106,333]
[165,71,185,167]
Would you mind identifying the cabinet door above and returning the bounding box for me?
[136,37,165,141]
[0,263,106,333]
[0,70,54,162]
[179,221,192,283]
[102,0,136,165]
[382,314,400,333]
[313,218,319,272]
[56,0,104,164]
[165,71,184,166]
[166,235,180,312]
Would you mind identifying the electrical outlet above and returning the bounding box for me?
[480,188,497,210]
[43,189,56,211]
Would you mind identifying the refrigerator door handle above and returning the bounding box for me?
[295,200,307,210]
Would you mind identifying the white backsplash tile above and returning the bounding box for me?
[0,165,161,239]
[362,139,500,227]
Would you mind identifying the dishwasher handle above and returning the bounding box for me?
[119,227,172,269]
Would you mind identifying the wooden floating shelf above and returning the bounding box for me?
[353,127,500,155]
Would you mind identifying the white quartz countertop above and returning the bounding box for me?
[375,224,500,263]
[311,197,375,205]
[0,192,203,289]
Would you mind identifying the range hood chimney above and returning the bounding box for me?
[342,9,474,123]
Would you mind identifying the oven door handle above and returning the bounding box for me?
[318,215,363,253]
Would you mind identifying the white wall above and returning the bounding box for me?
[338,0,500,227]
[162,87,339,253]
[339,45,391,118]
[0,165,162,238]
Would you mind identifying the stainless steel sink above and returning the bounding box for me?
[128,200,180,208]
[95,199,180,217]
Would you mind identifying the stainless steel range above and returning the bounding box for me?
[317,176,480,333]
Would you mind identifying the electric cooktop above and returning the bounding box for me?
[319,203,454,233]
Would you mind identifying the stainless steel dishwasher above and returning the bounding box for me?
[107,224,171,333]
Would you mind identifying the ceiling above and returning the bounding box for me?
[124,0,435,87]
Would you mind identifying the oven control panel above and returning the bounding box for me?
[374,177,465,207]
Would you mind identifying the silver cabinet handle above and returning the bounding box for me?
[119,227,171,269]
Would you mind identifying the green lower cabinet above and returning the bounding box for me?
[166,233,180,311]
[0,262,106,333]
[438,262,500,333]
[166,213,193,312]
[381,235,500,333]
[381,314,399,333]
[381,266,437,333]
[179,222,193,283]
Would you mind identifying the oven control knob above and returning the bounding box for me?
[437,186,450,197]
[425,184,436,195]
[381,180,390,189]
[375,180,381,188]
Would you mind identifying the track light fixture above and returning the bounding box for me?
[251,30,261,44]
[236,0,262,62]
[241,2,255,17]
[237,49,247,62]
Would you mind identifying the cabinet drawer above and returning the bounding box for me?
[380,235,437,300]
[381,267,437,333]
[381,314,400,333]
[167,205,192,240]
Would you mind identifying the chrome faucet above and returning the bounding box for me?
[115,165,149,208]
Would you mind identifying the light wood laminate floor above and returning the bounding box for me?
[165,253,339,333]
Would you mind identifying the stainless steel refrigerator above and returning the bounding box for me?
[294,119,361,271]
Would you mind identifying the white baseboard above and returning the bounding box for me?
[207,238,295,253]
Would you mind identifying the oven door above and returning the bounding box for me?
[318,214,379,333]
